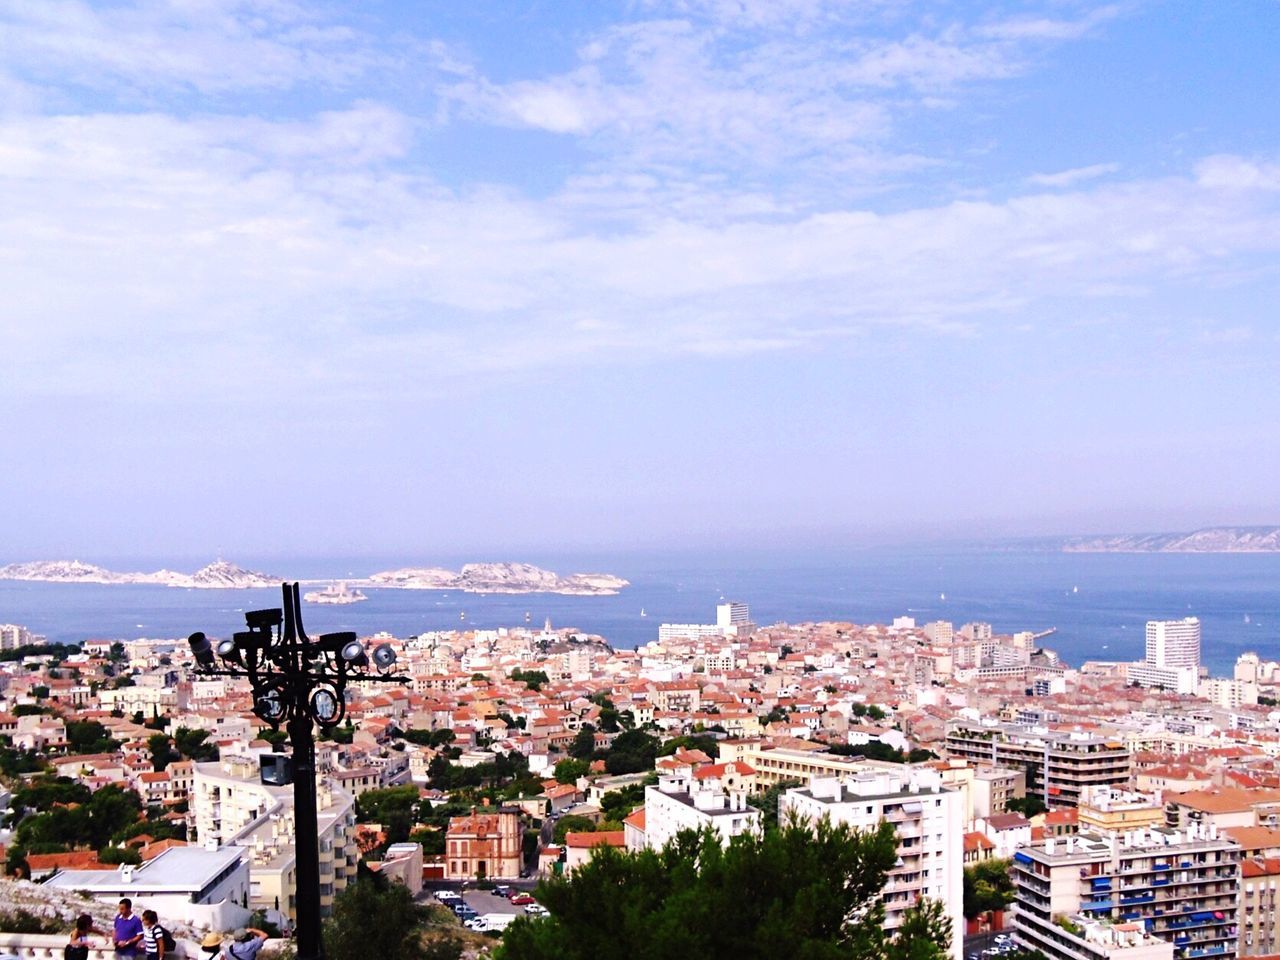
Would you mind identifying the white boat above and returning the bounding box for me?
[640,608,647,617]
[303,581,368,605]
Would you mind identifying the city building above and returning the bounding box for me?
[190,756,358,923]
[1239,856,1280,957]
[445,807,523,880]
[945,722,1130,808]
[1011,824,1241,960]
[639,771,761,851]
[1077,786,1166,835]
[716,601,755,636]
[44,846,251,931]
[1145,618,1202,670]
[780,768,964,960]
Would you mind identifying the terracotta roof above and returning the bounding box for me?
[1221,825,1280,851]
[564,830,625,849]
[623,808,645,830]
[964,832,995,851]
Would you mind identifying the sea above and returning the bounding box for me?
[1,548,1278,676]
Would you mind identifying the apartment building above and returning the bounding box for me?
[781,769,964,960]
[190,756,358,923]
[639,772,761,851]
[1078,787,1167,835]
[945,722,1130,807]
[1011,824,1241,960]
[718,740,872,792]
[1238,857,1280,957]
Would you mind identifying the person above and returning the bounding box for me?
[222,927,270,960]
[66,913,102,960]
[114,899,145,959]
[140,910,166,960]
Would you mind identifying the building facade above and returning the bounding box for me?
[781,769,965,960]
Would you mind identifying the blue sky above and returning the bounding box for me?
[2,0,1278,561]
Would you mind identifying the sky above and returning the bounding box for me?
[1,0,1279,562]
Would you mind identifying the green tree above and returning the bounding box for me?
[552,815,597,845]
[66,721,119,754]
[148,733,178,771]
[499,818,948,960]
[602,730,658,775]
[963,858,1016,919]
[554,758,590,785]
[323,871,458,960]
[657,735,720,759]
[356,786,421,824]
[1006,795,1047,818]
[510,669,549,692]
[172,727,219,762]
[746,780,801,831]
[569,725,597,761]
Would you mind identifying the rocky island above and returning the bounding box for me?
[0,559,279,588]
[1063,525,1280,553]
[364,561,628,596]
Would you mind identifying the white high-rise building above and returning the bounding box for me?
[781,769,964,960]
[1144,617,1200,669]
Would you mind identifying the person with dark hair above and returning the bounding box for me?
[114,898,144,959]
[140,910,168,960]
[66,913,102,960]
[222,926,270,960]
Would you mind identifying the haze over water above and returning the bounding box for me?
[3,548,1276,675]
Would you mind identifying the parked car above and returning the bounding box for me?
[435,890,461,902]
[993,934,1013,946]
[509,893,536,905]
[524,903,549,916]
[493,885,512,897]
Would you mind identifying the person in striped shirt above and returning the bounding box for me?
[140,910,166,960]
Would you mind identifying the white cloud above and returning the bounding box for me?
[0,0,389,94]
[978,5,1124,41]
[1026,162,1120,187]
[1,102,1277,405]
[1195,154,1280,191]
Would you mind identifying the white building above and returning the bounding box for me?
[0,624,37,650]
[44,846,251,931]
[637,772,761,851]
[1126,661,1198,695]
[657,623,724,643]
[190,756,358,923]
[780,769,965,960]
[715,601,755,636]
[1145,617,1200,670]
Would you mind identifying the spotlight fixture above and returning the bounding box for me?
[340,639,368,668]
[372,643,397,670]
[188,632,215,668]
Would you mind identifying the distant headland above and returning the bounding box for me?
[1061,525,1280,553]
[0,559,629,596]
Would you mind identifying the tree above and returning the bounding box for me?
[554,758,589,785]
[66,720,119,754]
[498,818,950,960]
[746,780,801,831]
[885,898,951,960]
[356,786,421,824]
[172,727,219,761]
[602,729,658,775]
[323,871,456,960]
[569,725,597,760]
[963,858,1016,919]
[148,733,178,771]
[552,815,596,845]
[657,735,720,759]
[510,669,549,692]
[1006,795,1047,818]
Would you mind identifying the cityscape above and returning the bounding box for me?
[1,2,1278,960]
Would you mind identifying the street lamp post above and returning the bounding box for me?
[188,582,407,960]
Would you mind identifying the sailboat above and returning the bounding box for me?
[939,592,946,602]
[640,608,647,618]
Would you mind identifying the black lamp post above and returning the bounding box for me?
[188,582,407,960]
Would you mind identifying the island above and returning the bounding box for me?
[0,559,629,596]
[1062,525,1280,553]
[0,559,279,588]
[364,562,629,595]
